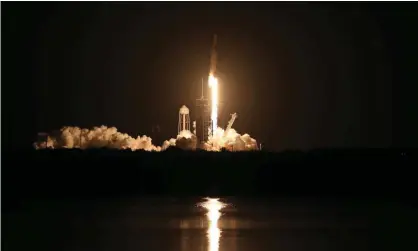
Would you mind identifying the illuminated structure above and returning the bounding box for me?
[178,105,190,134]
[192,121,197,135]
[196,34,219,144]
[208,34,218,134]
[225,113,237,136]
[208,74,218,134]
[196,78,212,144]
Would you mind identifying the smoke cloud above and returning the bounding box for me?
[34,126,161,151]
[34,126,201,152]
[204,127,258,151]
[34,125,257,152]
[162,130,198,151]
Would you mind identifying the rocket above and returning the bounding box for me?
[212,34,217,49]
[210,34,217,75]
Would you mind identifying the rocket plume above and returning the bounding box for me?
[209,74,219,132]
[209,34,219,133]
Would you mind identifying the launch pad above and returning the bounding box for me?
[33,34,259,152]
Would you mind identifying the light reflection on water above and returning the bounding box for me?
[179,198,230,251]
[176,197,371,251]
[198,198,227,251]
[2,197,376,251]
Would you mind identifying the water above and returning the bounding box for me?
[2,197,416,251]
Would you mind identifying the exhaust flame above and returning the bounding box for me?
[209,74,218,133]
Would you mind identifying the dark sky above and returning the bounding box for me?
[2,2,418,151]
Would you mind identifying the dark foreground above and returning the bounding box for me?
[2,148,417,206]
[2,148,418,251]
[2,197,418,251]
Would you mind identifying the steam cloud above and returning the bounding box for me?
[34,126,161,151]
[162,130,198,151]
[34,125,258,152]
[205,127,258,151]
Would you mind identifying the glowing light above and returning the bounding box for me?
[198,198,226,251]
[208,74,218,134]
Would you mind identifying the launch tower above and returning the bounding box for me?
[196,78,212,144]
[196,34,221,145]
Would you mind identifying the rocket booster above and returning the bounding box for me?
[210,34,217,75]
[212,34,217,49]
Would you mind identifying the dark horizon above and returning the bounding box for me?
[2,2,418,151]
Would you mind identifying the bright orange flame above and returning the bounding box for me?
[208,74,218,133]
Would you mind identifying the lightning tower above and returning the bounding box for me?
[178,105,191,134]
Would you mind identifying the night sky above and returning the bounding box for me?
[2,2,418,151]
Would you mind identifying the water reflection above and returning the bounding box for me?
[3,198,373,251]
[198,198,227,251]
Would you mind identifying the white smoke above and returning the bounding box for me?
[34,126,161,151]
[204,127,258,151]
[162,130,197,151]
[34,124,258,152]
